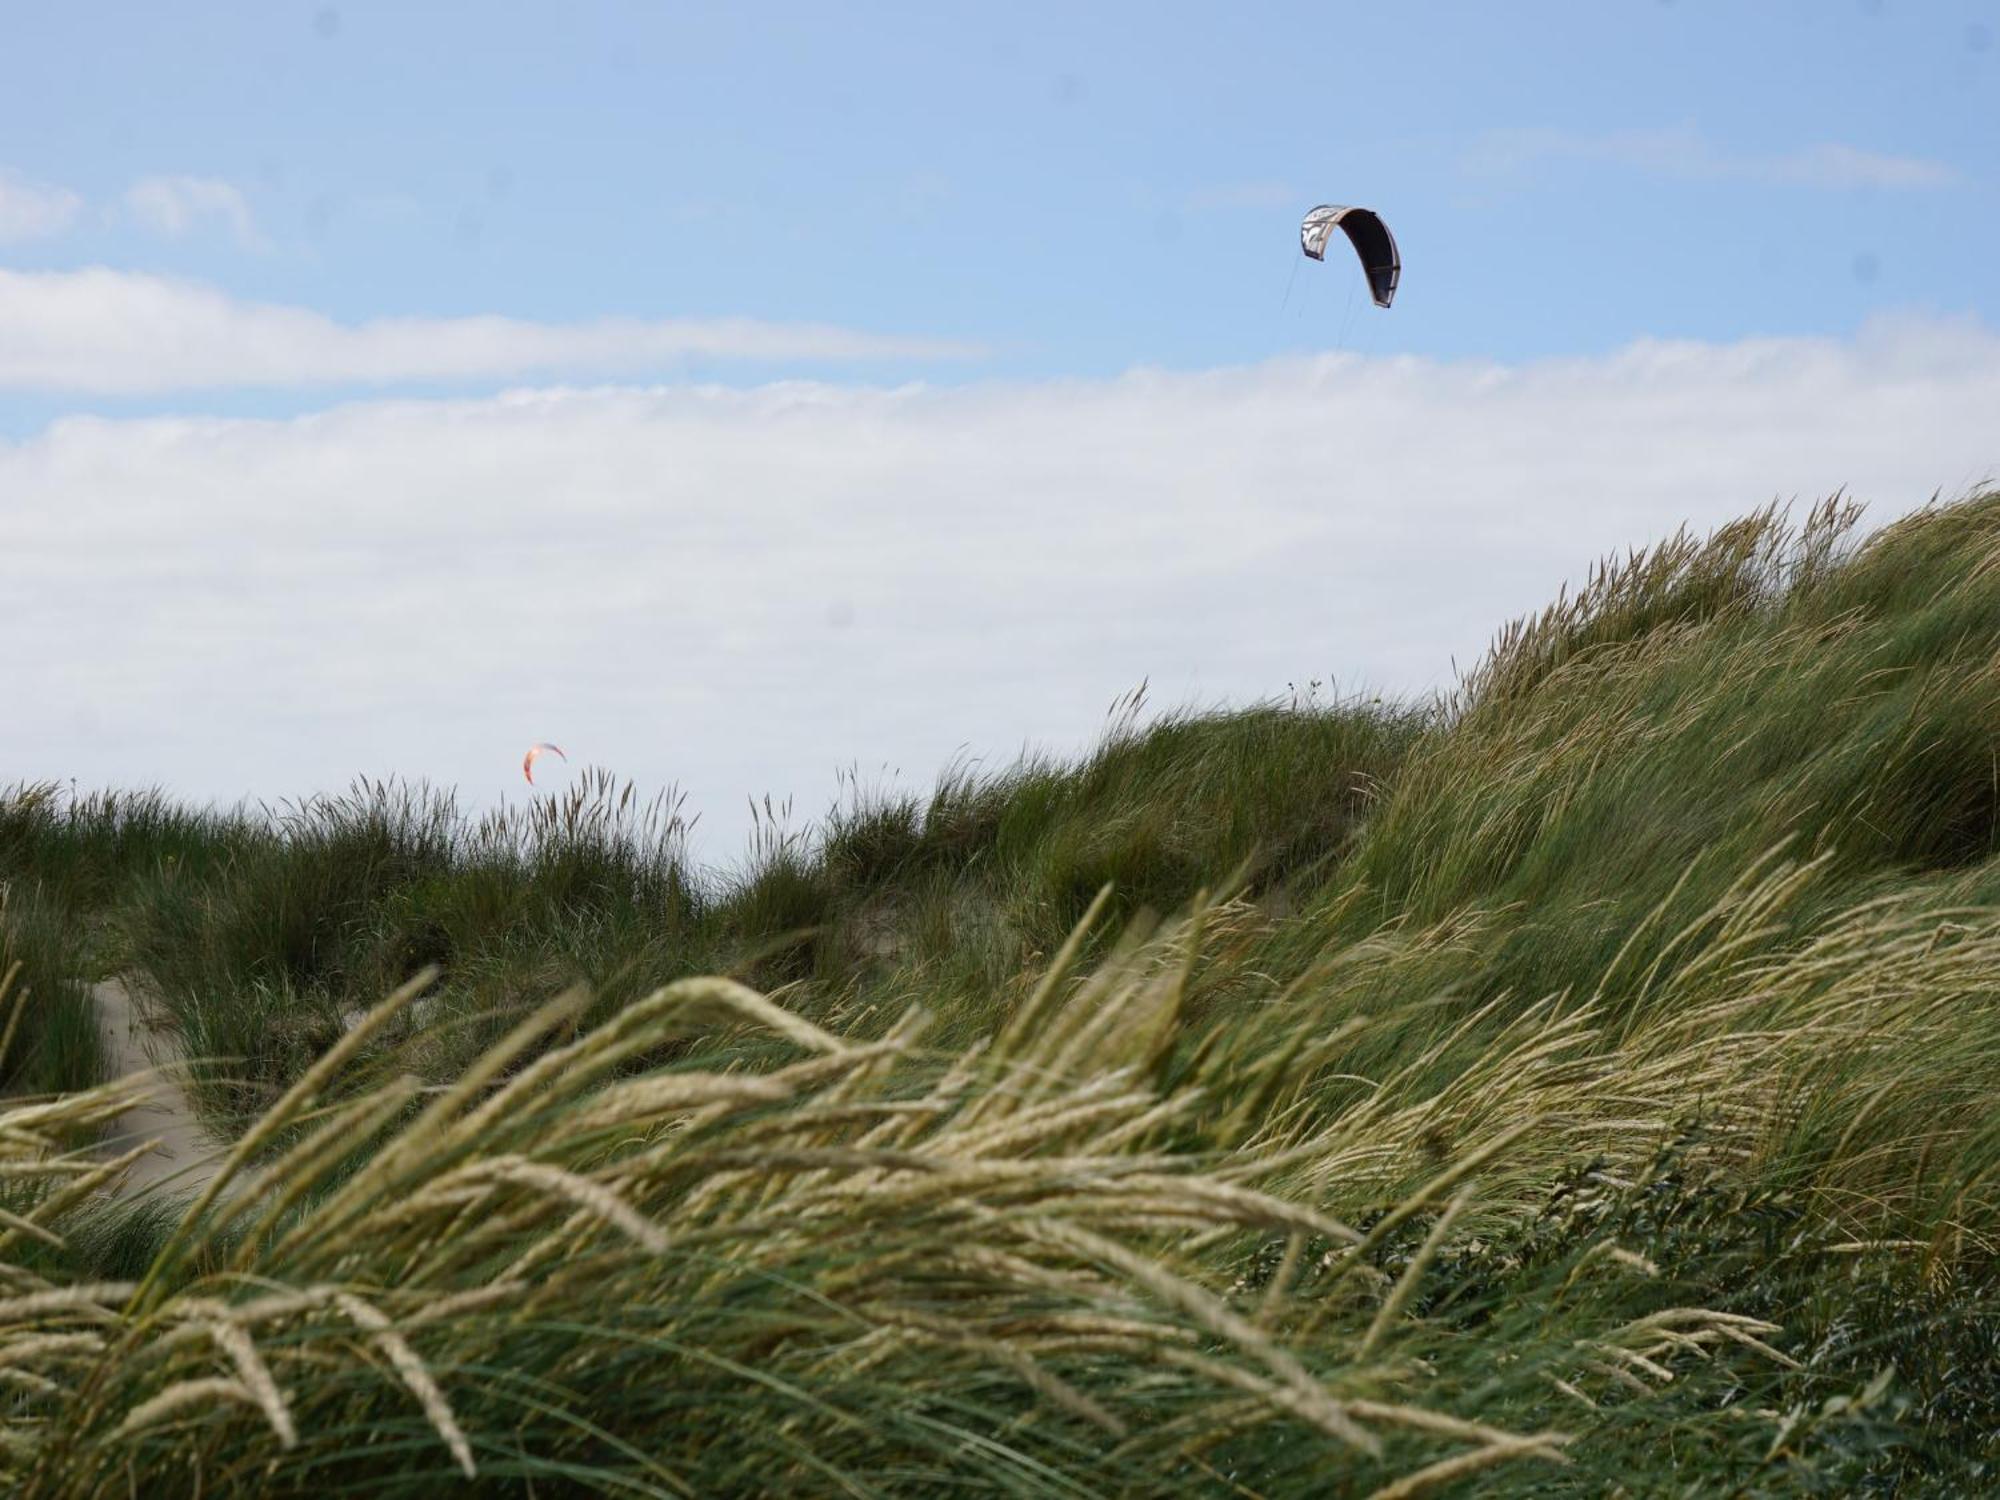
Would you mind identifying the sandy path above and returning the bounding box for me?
[92,976,226,1200]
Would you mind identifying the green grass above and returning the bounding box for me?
[5,491,2000,1492]
[0,875,106,1095]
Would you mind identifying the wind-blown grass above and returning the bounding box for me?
[0,896,1938,1496]
[0,876,105,1096]
[5,491,2000,1490]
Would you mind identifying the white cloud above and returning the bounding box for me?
[0,168,83,242]
[1468,125,1959,189]
[0,268,985,392]
[121,175,263,248]
[2,318,1995,858]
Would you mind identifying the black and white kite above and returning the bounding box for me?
[1300,205,1400,308]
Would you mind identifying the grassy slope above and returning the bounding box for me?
[4,494,2000,1493]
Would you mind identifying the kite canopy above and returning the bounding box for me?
[1300,205,1399,308]
[522,742,567,786]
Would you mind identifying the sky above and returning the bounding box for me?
[3,2,1997,861]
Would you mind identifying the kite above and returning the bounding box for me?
[522,742,567,786]
[1300,205,1400,309]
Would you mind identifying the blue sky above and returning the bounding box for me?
[3,2,1997,855]
[3,1,1993,398]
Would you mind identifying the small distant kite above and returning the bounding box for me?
[1300,205,1400,308]
[522,742,567,786]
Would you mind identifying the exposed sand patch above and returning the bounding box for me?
[92,975,226,1200]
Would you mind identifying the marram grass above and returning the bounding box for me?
[0,867,1985,1496]
[8,493,2000,1491]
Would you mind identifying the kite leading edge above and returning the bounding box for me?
[523,742,567,786]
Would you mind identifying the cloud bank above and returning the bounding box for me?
[0,268,985,392]
[5,317,1995,855]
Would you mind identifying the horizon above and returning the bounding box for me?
[5,2,1997,858]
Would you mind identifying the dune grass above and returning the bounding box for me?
[0,874,105,1097]
[4,491,2000,1490]
[0,900,1951,1496]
